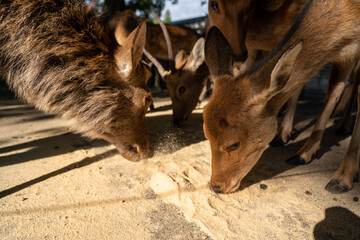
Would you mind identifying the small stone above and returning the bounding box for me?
[260,184,267,190]
[353,197,358,202]
[305,191,312,195]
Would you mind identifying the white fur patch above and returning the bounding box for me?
[117,62,131,77]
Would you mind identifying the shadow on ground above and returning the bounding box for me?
[0,133,108,167]
[313,206,360,240]
[0,149,118,199]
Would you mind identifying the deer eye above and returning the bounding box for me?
[226,142,240,153]
[178,86,186,95]
[210,1,219,12]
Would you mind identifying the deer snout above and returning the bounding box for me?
[132,142,150,158]
[115,140,150,161]
[173,119,181,127]
[210,178,241,194]
[211,185,222,193]
[173,114,189,127]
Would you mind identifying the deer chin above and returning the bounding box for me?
[225,179,242,194]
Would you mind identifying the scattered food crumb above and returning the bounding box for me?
[260,184,267,190]
[22,197,28,201]
[333,198,337,201]
[54,146,59,149]
[305,191,312,195]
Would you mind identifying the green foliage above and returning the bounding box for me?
[163,9,171,23]
[126,0,165,18]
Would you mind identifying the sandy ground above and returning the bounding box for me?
[0,76,359,239]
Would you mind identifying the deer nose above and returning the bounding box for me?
[132,142,150,158]
[129,145,138,154]
[211,185,222,194]
[173,119,181,127]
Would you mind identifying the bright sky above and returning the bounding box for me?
[161,0,208,22]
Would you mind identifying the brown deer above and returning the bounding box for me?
[204,0,360,194]
[143,14,209,126]
[208,0,356,149]
[0,0,152,161]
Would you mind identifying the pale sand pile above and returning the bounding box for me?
[0,91,359,239]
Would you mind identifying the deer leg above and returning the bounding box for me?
[332,62,357,117]
[325,82,360,193]
[271,91,300,146]
[332,82,353,117]
[287,62,353,165]
[336,62,360,135]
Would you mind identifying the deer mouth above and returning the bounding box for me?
[227,179,242,193]
[173,114,189,127]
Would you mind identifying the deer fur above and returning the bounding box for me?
[204,0,360,194]
[0,0,152,161]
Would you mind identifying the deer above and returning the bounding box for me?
[0,0,153,161]
[208,0,346,148]
[203,0,360,194]
[142,14,210,126]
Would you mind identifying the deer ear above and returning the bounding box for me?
[269,41,303,93]
[205,27,233,78]
[112,10,139,46]
[184,38,205,71]
[114,20,146,77]
[175,50,187,68]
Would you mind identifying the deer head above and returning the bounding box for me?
[144,14,209,126]
[204,27,303,193]
[96,20,152,161]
